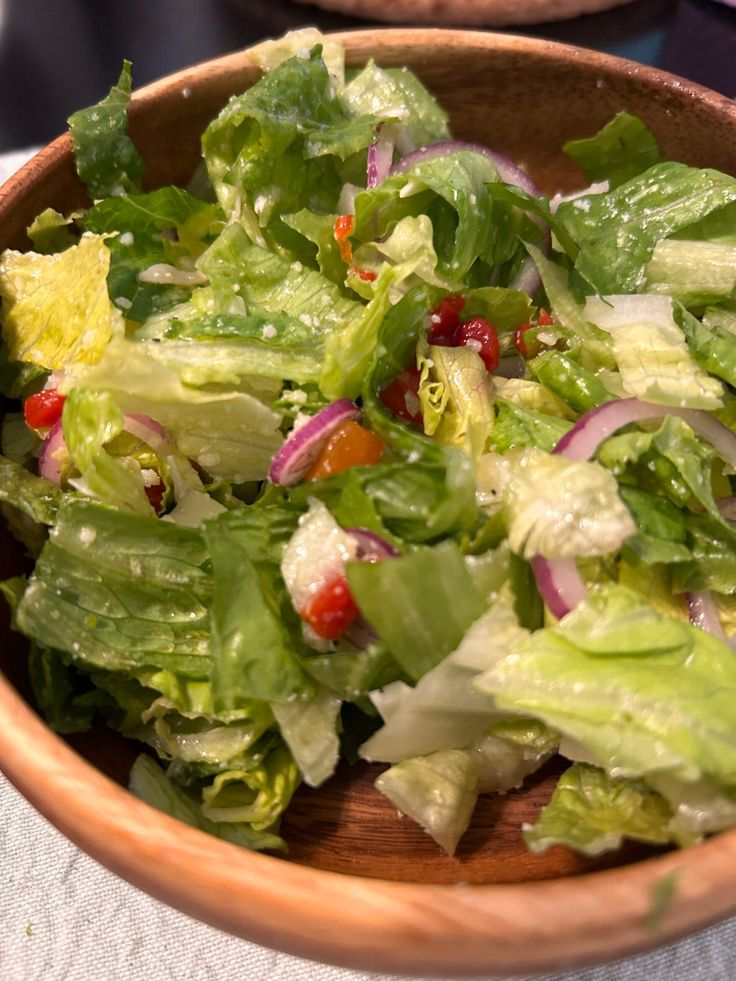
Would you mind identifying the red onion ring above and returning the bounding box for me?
[686,589,735,650]
[390,140,541,198]
[510,255,543,296]
[37,420,66,485]
[38,412,172,486]
[716,497,736,522]
[268,399,360,487]
[531,397,736,619]
[343,619,379,649]
[345,527,399,561]
[367,133,394,189]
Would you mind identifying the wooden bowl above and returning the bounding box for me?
[2,29,736,977]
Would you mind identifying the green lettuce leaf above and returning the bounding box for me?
[524,763,676,855]
[502,446,635,559]
[584,294,724,409]
[62,388,154,516]
[346,541,485,681]
[272,686,341,787]
[0,454,62,525]
[129,754,285,852]
[557,162,736,294]
[15,498,213,677]
[418,344,493,457]
[644,239,736,308]
[68,61,144,199]
[64,338,283,483]
[563,113,663,189]
[27,208,77,254]
[203,508,309,709]
[476,584,736,788]
[200,742,300,830]
[0,233,122,369]
[675,303,736,388]
[490,399,572,453]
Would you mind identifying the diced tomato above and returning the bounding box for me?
[334,214,376,282]
[307,420,385,481]
[455,316,500,372]
[514,323,534,358]
[145,482,165,514]
[514,308,554,358]
[427,294,466,345]
[23,389,66,430]
[380,366,422,425]
[303,575,360,640]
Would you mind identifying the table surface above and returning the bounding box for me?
[2,1,736,979]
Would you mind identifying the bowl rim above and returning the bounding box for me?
[2,27,736,977]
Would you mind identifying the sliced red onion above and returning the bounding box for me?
[343,619,379,649]
[531,397,736,619]
[494,356,526,379]
[367,133,395,189]
[554,397,736,469]
[716,497,736,522]
[37,413,172,486]
[268,399,360,486]
[509,255,542,296]
[345,527,399,561]
[530,556,587,621]
[687,590,735,649]
[38,420,66,484]
[390,140,541,198]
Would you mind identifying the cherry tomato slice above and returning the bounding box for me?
[427,294,466,346]
[307,420,385,481]
[303,575,360,640]
[23,389,66,430]
[145,482,165,514]
[380,366,422,425]
[455,316,500,372]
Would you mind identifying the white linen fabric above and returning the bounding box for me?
[2,775,736,981]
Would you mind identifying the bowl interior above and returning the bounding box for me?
[2,27,736,974]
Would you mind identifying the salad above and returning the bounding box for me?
[2,28,736,860]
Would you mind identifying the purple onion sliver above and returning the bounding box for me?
[123,412,171,452]
[686,589,735,650]
[716,497,736,522]
[390,140,541,197]
[494,356,526,379]
[554,397,736,470]
[509,254,542,296]
[268,399,360,487]
[343,618,379,649]
[37,420,66,485]
[367,135,394,189]
[345,527,399,560]
[530,555,587,620]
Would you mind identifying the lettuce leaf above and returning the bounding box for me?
[503,447,635,559]
[644,239,736,308]
[68,61,144,199]
[557,162,736,294]
[584,294,724,409]
[347,541,485,681]
[129,754,285,852]
[27,208,76,254]
[272,686,341,787]
[418,344,493,457]
[524,763,676,855]
[563,113,663,189]
[490,399,572,453]
[0,233,122,369]
[0,454,62,526]
[15,498,213,677]
[476,584,736,788]
[200,742,300,830]
[203,509,310,709]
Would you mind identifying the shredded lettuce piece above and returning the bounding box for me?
[272,686,342,787]
[418,344,493,458]
[563,112,663,189]
[0,233,122,370]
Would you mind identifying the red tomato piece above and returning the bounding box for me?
[307,420,385,481]
[145,482,165,514]
[455,316,500,372]
[23,389,66,429]
[303,575,360,640]
[380,366,422,425]
[427,294,466,345]
[334,214,355,264]
[537,308,555,326]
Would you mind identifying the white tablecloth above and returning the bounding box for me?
[2,148,736,981]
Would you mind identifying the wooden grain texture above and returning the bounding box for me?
[1,29,736,977]
[295,0,634,28]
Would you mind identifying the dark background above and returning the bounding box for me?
[0,0,733,153]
